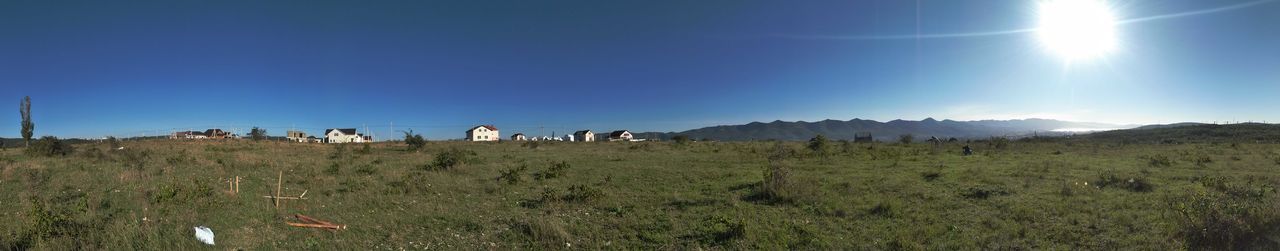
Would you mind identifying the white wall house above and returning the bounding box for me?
[511,133,526,141]
[325,128,368,143]
[608,130,633,141]
[574,130,595,142]
[561,134,575,142]
[466,125,500,141]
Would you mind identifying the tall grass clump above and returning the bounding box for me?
[428,148,476,170]
[1173,188,1280,249]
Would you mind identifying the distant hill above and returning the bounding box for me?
[1081,123,1280,143]
[639,118,1134,141]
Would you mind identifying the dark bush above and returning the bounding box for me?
[498,164,529,185]
[672,135,691,145]
[1094,172,1154,192]
[403,129,426,151]
[533,161,570,180]
[1173,189,1280,249]
[808,134,829,155]
[898,134,914,144]
[428,148,476,170]
[25,136,73,157]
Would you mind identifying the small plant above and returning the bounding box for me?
[868,200,897,218]
[1094,172,1154,192]
[898,134,914,144]
[428,148,476,170]
[759,160,793,201]
[403,129,426,151]
[686,214,746,246]
[921,171,941,182]
[533,161,570,180]
[498,164,529,185]
[562,184,603,202]
[1143,154,1173,167]
[960,186,1010,199]
[25,136,73,157]
[329,144,349,160]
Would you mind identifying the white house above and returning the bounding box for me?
[511,133,526,141]
[561,134,575,142]
[325,128,368,143]
[574,130,595,142]
[608,130,633,141]
[466,125,500,141]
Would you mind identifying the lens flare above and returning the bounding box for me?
[1037,0,1119,61]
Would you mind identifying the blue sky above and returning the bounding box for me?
[1,0,1277,139]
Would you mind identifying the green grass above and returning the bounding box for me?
[1,139,1278,249]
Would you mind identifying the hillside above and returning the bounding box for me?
[644,118,1131,141]
[1081,123,1280,143]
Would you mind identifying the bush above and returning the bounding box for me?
[1143,154,1173,168]
[498,164,529,185]
[686,214,746,246]
[533,161,570,180]
[1173,189,1280,249]
[25,136,73,157]
[1094,172,1154,192]
[428,148,476,170]
[760,160,793,201]
[672,135,691,145]
[250,127,267,141]
[808,134,829,155]
[106,136,119,149]
[403,129,426,151]
[898,134,914,144]
[562,184,604,202]
[987,136,1010,150]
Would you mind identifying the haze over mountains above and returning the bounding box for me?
[639,118,1138,141]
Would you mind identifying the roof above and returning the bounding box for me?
[468,125,498,132]
[325,128,358,135]
[575,130,593,134]
[512,133,524,136]
[610,130,630,137]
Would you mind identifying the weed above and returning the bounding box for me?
[921,171,941,182]
[684,214,746,246]
[1172,189,1280,249]
[532,161,570,180]
[427,148,476,170]
[1143,154,1173,168]
[960,186,1010,199]
[497,164,528,185]
[868,200,897,218]
[1094,172,1154,192]
[26,136,74,157]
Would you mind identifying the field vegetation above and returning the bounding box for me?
[1,136,1278,249]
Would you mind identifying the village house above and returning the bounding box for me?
[608,130,633,141]
[466,125,500,141]
[573,130,595,142]
[511,133,526,141]
[561,134,575,142]
[286,130,308,142]
[171,131,206,139]
[204,129,232,139]
[324,128,369,143]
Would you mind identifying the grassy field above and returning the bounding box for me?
[2,138,1279,249]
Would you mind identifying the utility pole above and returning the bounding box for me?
[389,121,393,142]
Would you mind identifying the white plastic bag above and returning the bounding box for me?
[193,226,215,245]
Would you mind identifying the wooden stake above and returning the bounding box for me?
[275,171,283,208]
[295,214,334,226]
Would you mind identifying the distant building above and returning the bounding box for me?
[561,134,575,142]
[854,132,873,143]
[574,130,595,142]
[466,125,499,141]
[511,133,526,141]
[204,129,232,139]
[608,130,633,141]
[324,128,368,143]
[287,130,308,142]
[307,136,322,143]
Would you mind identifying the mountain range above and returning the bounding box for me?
[635,118,1137,141]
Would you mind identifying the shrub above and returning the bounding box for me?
[1094,172,1154,192]
[498,164,529,185]
[428,148,476,170]
[1173,189,1280,249]
[25,136,73,157]
[760,160,793,201]
[868,200,898,218]
[562,184,604,202]
[106,136,120,149]
[987,136,1010,150]
[356,143,372,154]
[672,135,691,145]
[686,214,746,246]
[960,186,1010,199]
[250,127,267,141]
[808,134,829,155]
[921,171,941,182]
[533,161,570,180]
[1143,154,1173,168]
[898,134,914,144]
[403,129,426,151]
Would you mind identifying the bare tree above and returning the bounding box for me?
[250,127,267,141]
[20,96,33,147]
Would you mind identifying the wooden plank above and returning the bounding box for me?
[285,222,345,230]
[295,214,334,226]
[275,171,283,208]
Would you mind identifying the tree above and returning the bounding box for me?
[20,96,33,147]
[403,129,426,151]
[250,127,267,141]
[898,134,915,144]
[808,134,829,155]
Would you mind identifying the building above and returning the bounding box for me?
[465,125,499,141]
[171,131,202,139]
[324,128,369,143]
[574,130,595,142]
[854,132,873,143]
[204,129,232,139]
[511,133,526,141]
[608,130,633,141]
[307,136,323,143]
[561,134,575,142]
[286,130,308,142]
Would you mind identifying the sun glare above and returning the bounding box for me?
[1037,0,1119,61]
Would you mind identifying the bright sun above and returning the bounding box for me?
[1037,0,1119,61]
